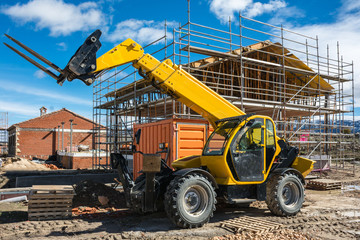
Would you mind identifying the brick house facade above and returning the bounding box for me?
[7,108,99,160]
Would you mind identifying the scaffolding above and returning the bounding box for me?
[0,112,8,154]
[93,12,356,173]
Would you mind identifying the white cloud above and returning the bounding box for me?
[209,0,286,22]
[267,6,304,26]
[342,115,360,121]
[247,0,286,18]
[56,42,67,51]
[0,80,92,106]
[1,0,105,36]
[0,100,39,117]
[34,69,46,79]
[105,19,176,45]
[1,1,177,46]
[340,0,360,13]
[284,0,360,107]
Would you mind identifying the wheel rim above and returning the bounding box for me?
[281,181,300,209]
[183,185,208,216]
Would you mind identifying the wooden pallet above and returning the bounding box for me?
[221,216,282,233]
[306,179,342,190]
[28,185,74,221]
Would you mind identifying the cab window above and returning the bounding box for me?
[235,120,264,151]
[265,119,276,170]
[203,120,239,156]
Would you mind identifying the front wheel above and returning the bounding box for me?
[164,173,216,228]
[265,172,304,216]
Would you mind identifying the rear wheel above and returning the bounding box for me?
[265,173,304,216]
[164,173,216,228]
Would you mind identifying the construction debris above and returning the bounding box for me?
[43,163,60,170]
[1,157,49,171]
[0,187,31,200]
[78,144,90,151]
[98,195,109,206]
[72,206,130,219]
[0,195,27,203]
[72,180,126,208]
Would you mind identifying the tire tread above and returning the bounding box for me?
[164,173,216,228]
[265,172,304,216]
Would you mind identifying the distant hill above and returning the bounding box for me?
[285,120,360,133]
[354,120,360,133]
[342,120,360,133]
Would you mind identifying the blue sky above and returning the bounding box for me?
[0,0,359,126]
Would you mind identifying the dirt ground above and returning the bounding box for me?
[0,170,359,240]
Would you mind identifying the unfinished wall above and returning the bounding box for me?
[7,108,100,160]
[16,131,94,159]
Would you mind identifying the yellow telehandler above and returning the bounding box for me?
[5,30,314,228]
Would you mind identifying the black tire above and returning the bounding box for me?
[265,173,304,216]
[164,173,216,228]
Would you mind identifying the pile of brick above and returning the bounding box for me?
[72,206,130,219]
[44,164,60,170]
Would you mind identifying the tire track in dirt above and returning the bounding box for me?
[261,209,360,239]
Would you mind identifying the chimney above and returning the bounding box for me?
[40,106,47,116]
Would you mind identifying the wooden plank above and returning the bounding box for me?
[29,194,74,199]
[29,212,71,218]
[30,185,74,196]
[28,185,74,220]
[29,210,72,214]
[30,190,74,194]
[28,203,72,208]
[29,211,72,216]
[29,198,72,204]
[307,179,341,190]
[29,203,72,208]
[31,185,73,190]
[30,192,74,195]
[28,207,72,215]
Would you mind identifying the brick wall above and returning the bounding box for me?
[17,130,94,159]
[9,109,105,160]
[60,155,108,169]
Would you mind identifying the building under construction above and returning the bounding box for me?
[0,112,8,155]
[92,14,356,174]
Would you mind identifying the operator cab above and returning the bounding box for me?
[202,115,278,184]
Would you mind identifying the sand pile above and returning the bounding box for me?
[1,157,49,171]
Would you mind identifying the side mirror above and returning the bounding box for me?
[135,129,141,145]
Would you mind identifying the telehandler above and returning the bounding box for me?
[5,30,314,228]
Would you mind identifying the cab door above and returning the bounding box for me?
[229,118,265,182]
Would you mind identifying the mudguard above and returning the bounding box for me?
[270,167,305,185]
[173,168,218,189]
